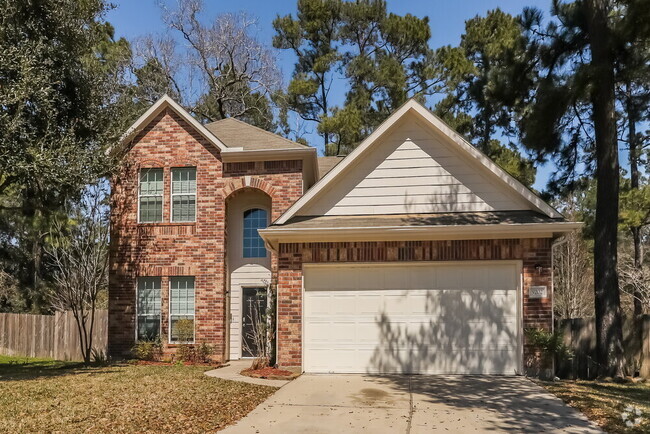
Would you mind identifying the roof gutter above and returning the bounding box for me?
[260,221,583,252]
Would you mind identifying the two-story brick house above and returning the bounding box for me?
[110,96,580,375]
[109,95,319,360]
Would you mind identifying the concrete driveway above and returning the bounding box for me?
[222,375,602,433]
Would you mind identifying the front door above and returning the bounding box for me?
[242,287,267,358]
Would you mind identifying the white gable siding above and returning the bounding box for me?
[300,118,530,216]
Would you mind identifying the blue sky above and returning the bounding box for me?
[106,0,558,190]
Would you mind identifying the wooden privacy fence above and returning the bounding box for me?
[558,315,650,379]
[0,310,107,361]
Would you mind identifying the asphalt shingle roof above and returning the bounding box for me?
[273,210,566,229]
[204,117,309,151]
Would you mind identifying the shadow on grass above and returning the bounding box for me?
[0,356,121,382]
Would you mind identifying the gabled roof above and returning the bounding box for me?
[205,117,308,151]
[274,99,562,225]
[115,95,320,186]
[119,94,228,152]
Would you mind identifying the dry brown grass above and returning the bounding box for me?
[0,355,276,433]
[539,379,650,433]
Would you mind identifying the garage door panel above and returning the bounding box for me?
[304,263,521,375]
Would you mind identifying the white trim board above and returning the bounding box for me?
[118,94,228,153]
[275,99,562,225]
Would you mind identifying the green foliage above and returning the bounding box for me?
[0,0,132,313]
[273,0,342,147]
[525,328,573,361]
[132,339,163,361]
[275,0,434,153]
[484,140,536,187]
[620,183,650,230]
[431,9,537,186]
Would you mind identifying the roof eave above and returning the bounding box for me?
[260,221,583,251]
[273,99,564,225]
[112,95,228,154]
[221,147,318,186]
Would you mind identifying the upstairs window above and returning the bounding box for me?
[169,277,195,343]
[243,208,268,258]
[171,168,196,222]
[137,277,161,340]
[139,168,163,223]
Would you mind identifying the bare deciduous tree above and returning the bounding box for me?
[553,230,594,320]
[140,0,281,127]
[242,283,274,370]
[619,243,650,313]
[133,34,185,104]
[47,185,109,364]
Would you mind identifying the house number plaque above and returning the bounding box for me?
[529,286,548,299]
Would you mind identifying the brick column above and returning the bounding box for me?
[276,267,303,370]
[522,238,553,377]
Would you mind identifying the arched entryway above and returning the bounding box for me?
[225,187,272,360]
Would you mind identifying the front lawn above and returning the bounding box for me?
[0,355,276,433]
[539,379,650,433]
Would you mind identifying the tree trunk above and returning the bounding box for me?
[586,0,625,378]
[321,74,330,150]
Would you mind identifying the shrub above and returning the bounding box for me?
[132,338,163,361]
[525,328,573,360]
[176,344,194,362]
[175,343,214,363]
[195,343,214,363]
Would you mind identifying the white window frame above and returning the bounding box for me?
[138,168,164,223]
[135,277,162,341]
[168,276,196,344]
[170,167,197,223]
[242,206,269,258]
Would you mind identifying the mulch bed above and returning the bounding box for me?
[131,360,221,368]
[240,366,300,380]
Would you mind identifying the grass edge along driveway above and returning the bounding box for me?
[0,355,277,433]
[538,379,650,433]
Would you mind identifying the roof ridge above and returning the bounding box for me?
[206,117,309,149]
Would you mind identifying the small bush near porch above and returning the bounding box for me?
[0,355,276,433]
[539,379,650,433]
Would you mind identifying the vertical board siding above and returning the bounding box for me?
[0,310,107,361]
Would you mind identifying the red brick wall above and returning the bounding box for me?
[275,238,553,371]
[109,108,304,359]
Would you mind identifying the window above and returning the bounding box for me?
[171,167,196,222]
[139,168,163,223]
[169,277,195,343]
[243,208,268,258]
[137,277,161,340]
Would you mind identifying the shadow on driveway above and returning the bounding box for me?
[222,374,602,433]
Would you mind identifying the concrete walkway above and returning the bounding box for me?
[221,374,602,433]
[205,360,291,388]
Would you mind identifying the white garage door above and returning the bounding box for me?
[303,262,521,375]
